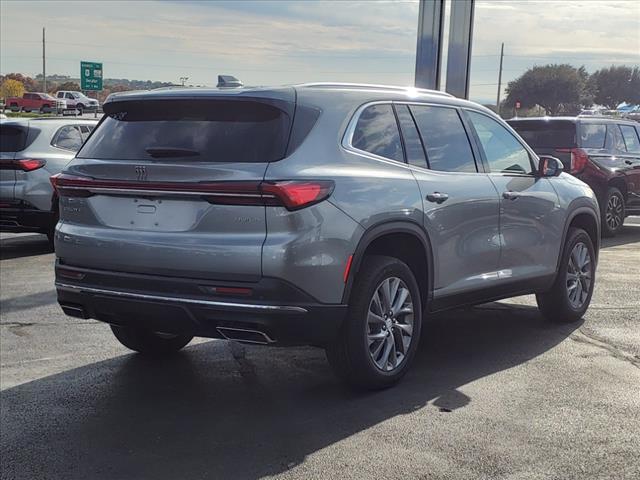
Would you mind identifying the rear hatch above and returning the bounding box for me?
[0,122,29,204]
[508,119,577,169]
[55,89,295,281]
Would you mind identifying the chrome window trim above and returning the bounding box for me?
[341,100,486,176]
[55,282,308,314]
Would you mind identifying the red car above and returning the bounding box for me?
[6,92,66,113]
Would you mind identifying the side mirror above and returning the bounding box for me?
[538,155,564,177]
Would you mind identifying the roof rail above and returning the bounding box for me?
[297,82,454,98]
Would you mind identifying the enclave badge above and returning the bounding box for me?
[135,166,147,181]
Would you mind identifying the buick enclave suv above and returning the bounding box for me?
[53,84,600,389]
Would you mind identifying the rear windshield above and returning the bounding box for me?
[508,120,576,149]
[78,100,291,162]
[0,125,28,152]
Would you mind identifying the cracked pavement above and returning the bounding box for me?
[1,220,639,480]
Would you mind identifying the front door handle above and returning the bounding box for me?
[426,192,449,204]
[503,191,521,200]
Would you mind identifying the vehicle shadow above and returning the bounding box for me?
[0,234,52,260]
[601,223,640,249]
[0,303,581,480]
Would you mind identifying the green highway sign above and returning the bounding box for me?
[80,61,103,91]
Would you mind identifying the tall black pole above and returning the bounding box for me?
[42,28,46,92]
[496,42,504,114]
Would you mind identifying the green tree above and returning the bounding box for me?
[0,78,25,99]
[590,65,640,109]
[504,64,591,116]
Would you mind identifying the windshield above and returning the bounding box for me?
[508,120,576,149]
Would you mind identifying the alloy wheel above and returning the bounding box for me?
[566,242,592,309]
[366,276,414,372]
[605,195,623,231]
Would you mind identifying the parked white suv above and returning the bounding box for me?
[55,91,99,113]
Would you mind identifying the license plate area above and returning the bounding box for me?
[88,195,208,232]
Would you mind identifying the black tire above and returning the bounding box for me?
[10,103,19,112]
[76,103,84,115]
[326,255,422,390]
[601,187,625,237]
[110,325,193,355]
[40,104,50,114]
[536,227,596,323]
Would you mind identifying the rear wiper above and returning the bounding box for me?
[145,147,200,158]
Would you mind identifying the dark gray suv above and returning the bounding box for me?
[52,84,600,389]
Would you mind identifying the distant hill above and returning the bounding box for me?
[33,74,176,91]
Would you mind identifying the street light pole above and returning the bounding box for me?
[42,27,46,92]
[496,42,504,116]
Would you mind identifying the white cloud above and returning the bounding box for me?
[0,0,638,96]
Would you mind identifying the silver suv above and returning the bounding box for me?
[1,118,97,242]
[52,84,600,389]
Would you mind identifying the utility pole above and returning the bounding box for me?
[496,42,504,116]
[42,27,46,92]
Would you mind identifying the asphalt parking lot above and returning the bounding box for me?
[1,220,639,480]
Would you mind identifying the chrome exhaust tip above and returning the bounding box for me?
[216,326,275,345]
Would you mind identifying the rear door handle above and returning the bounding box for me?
[426,192,449,203]
[502,191,521,200]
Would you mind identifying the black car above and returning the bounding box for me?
[508,117,640,236]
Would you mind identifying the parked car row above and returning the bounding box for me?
[5,91,99,114]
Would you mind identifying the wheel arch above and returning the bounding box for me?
[608,177,628,202]
[560,205,600,270]
[342,221,434,309]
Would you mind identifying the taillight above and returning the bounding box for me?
[0,159,46,171]
[50,174,334,211]
[261,180,334,210]
[556,148,589,174]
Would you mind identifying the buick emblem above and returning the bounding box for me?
[135,166,147,181]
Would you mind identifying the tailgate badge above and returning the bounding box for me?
[135,166,147,181]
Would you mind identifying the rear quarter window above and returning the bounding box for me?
[351,104,403,162]
[78,100,291,162]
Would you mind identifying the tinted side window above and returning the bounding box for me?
[410,105,477,173]
[579,124,606,149]
[352,104,403,162]
[53,126,84,151]
[79,125,94,141]
[467,111,532,175]
[395,105,427,168]
[620,125,640,153]
[605,124,626,152]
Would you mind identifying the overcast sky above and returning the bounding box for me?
[1,0,638,103]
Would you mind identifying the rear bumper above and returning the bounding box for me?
[0,207,54,233]
[55,264,347,346]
